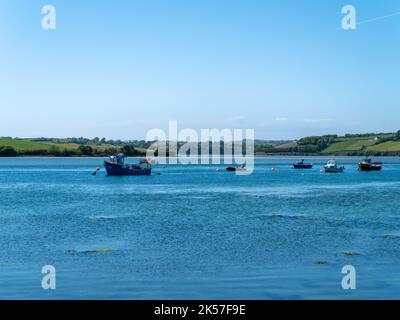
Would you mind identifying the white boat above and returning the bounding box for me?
[324,159,345,173]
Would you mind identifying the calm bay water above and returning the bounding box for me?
[1,156,400,299]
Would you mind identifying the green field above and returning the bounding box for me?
[0,138,56,151]
[46,142,123,151]
[0,139,115,152]
[275,142,297,149]
[254,132,400,155]
[319,133,400,154]
[365,141,400,152]
[322,138,375,154]
[2,134,400,156]
[0,138,148,155]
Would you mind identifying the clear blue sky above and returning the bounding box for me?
[1,0,399,140]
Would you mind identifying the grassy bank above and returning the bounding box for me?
[261,132,400,156]
[1,131,400,157]
[0,138,147,157]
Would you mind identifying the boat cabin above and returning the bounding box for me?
[108,153,126,165]
[325,159,336,167]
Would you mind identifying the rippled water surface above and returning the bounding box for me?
[1,157,400,299]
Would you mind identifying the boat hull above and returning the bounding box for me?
[104,161,151,176]
[293,164,313,169]
[324,166,344,173]
[226,167,246,172]
[358,163,382,171]
[226,167,236,171]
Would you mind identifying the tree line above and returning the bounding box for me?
[0,145,147,157]
[28,137,153,149]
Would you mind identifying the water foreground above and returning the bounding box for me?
[0,157,400,299]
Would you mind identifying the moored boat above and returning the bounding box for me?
[226,164,246,172]
[104,154,151,176]
[324,159,344,173]
[358,158,382,171]
[293,159,313,169]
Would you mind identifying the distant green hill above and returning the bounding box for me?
[0,138,146,157]
[0,138,56,151]
[321,137,376,154]
[1,132,400,156]
[366,141,400,152]
[255,131,400,155]
[321,134,400,155]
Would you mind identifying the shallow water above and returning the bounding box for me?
[0,156,400,299]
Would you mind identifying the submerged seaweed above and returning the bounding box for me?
[314,260,328,265]
[343,251,361,256]
[80,248,114,253]
[381,234,400,239]
[88,216,116,220]
[65,248,114,254]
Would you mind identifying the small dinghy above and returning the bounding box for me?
[226,164,246,172]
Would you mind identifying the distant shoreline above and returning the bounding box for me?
[0,153,400,159]
[1,132,400,157]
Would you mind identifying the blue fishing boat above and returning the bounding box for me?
[104,154,151,176]
[293,159,313,169]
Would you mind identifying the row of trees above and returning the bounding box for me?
[0,146,18,157]
[77,145,145,156]
[292,135,338,153]
[0,145,147,157]
[253,135,338,154]
[28,137,153,148]
[344,132,388,138]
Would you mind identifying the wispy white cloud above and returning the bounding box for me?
[228,116,246,122]
[274,117,333,123]
[296,118,334,123]
[274,117,289,122]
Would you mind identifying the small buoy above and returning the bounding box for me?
[271,168,276,172]
[320,169,324,174]
[92,167,101,176]
[162,166,166,168]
